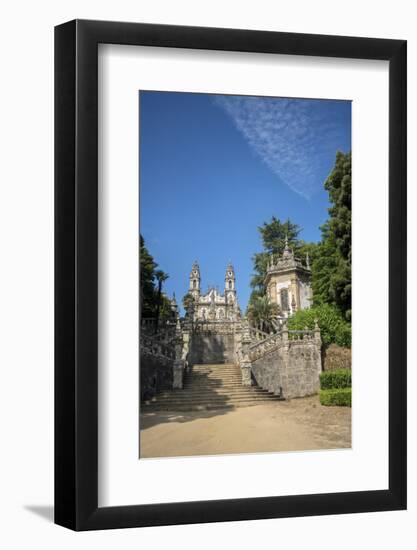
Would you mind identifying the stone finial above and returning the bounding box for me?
[282,234,293,259]
[314,318,321,344]
[306,252,311,270]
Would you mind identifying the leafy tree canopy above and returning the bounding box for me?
[248,217,310,307]
[313,151,351,320]
[140,235,172,322]
[247,295,280,333]
[258,217,301,254]
[287,303,351,348]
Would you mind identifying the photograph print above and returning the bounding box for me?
[139,91,352,459]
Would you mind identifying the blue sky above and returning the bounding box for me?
[139,91,351,312]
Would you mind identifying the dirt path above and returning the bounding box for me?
[140,395,351,458]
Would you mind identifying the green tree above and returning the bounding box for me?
[154,270,169,333]
[248,217,308,306]
[140,235,172,327]
[313,151,351,320]
[247,295,280,333]
[258,217,301,254]
[140,235,157,318]
[249,252,270,298]
[287,303,351,348]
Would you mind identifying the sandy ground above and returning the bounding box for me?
[140,395,351,458]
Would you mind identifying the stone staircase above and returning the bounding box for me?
[141,363,283,412]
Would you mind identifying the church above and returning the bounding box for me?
[187,261,241,322]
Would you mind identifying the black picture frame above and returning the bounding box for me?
[55,19,407,531]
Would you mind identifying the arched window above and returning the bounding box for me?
[228,280,232,289]
[280,288,289,311]
[193,279,196,289]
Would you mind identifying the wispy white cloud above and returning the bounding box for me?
[213,95,347,199]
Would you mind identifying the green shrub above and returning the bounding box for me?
[320,388,351,407]
[287,304,351,347]
[320,368,351,389]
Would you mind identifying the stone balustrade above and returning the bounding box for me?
[236,320,322,398]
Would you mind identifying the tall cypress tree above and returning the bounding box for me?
[140,235,171,321]
[313,151,351,320]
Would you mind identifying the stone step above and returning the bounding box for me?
[155,390,270,399]
[143,394,281,406]
[189,366,240,372]
[184,380,243,385]
[183,385,245,390]
[189,364,238,368]
[184,372,241,380]
[186,373,241,378]
[190,368,239,372]
[190,367,239,371]
[189,369,239,373]
[182,385,264,391]
[191,367,239,370]
[141,363,283,412]
[186,375,241,378]
[184,377,242,386]
[185,382,242,386]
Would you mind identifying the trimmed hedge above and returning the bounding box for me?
[320,388,351,407]
[320,368,351,390]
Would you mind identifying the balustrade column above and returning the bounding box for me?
[239,319,253,386]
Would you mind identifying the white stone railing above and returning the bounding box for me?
[248,326,270,341]
[288,329,317,341]
[247,330,285,361]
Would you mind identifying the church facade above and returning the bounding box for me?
[187,261,241,323]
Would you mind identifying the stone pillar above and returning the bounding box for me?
[313,319,322,386]
[172,334,184,389]
[239,318,253,386]
[234,324,242,365]
[314,319,321,345]
[240,355,252,386]
[279,320,290,397]
[172,360,184,389]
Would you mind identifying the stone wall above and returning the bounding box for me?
[251,349,285,395]
[140,350,174,401]
[250,339,321,399]
[189,333,235,364]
